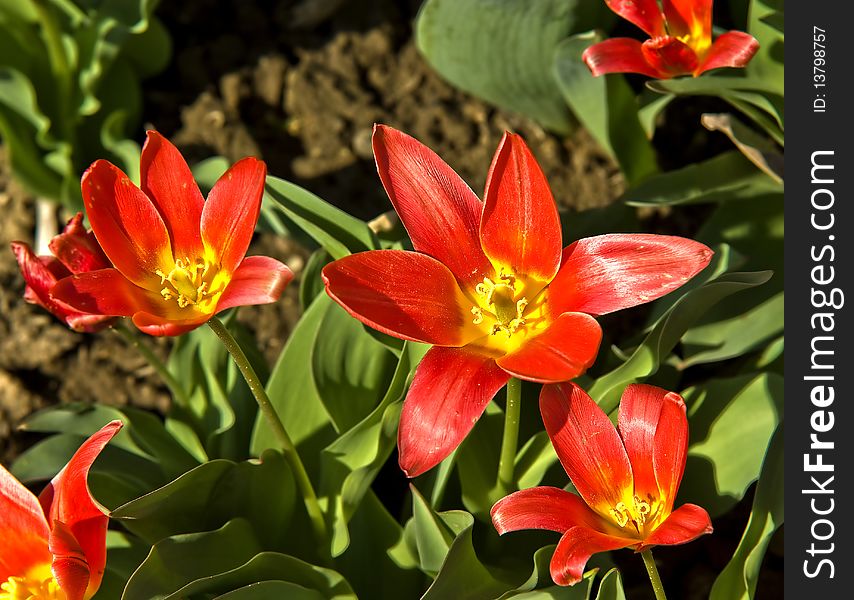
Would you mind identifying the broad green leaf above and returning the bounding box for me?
[621,152,781,207]
[710,423,784,600]
[416,0,612,134]
[553,32,657,185]
[499,546,595,599]
[300,248,332,311]
[679,374,783,517]
[215,581,325,600]
[744,0,784,96]
[264,175,378,259]
[594,569,626,600]
[410,484,464,575]
[191,155,229,193]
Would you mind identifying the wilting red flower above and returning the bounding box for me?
[322,125,712,477]
[583,0,759,78]
[0,421,122,600]
[491,383,712,586]
[11,213,117,333]
[51,131,293,336]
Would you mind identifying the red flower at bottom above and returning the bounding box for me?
[491,383,712,586]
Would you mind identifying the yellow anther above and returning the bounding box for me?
[471,307,484,325]
[1,572,64,600]
[610,502,629,528]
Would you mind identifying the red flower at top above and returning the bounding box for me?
[0,421,122,600]
[491,384,712,586]
[51,131,293,336]
[11,213,117,333]
[322,125,712,477]
[583,0,759,78]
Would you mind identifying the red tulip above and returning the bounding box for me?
[491,383,712,586]
[11,213,117,333]
[583,0,759,78]
[51,131,293,336]
[0,421,122,600]
[322,125,712,477]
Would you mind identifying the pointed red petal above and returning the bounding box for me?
[491,487,608,535]
[551,526,637,586]
[695,31,760,75]
[651,388,689,513]
[130,311,210,337]
[662,0,712,40]
[215,256,294,313]
[48,521,90,600]
[322,250,481,346]
[606,0,666,36]
[40,421,122,598]
[51,268,175,319]
[82,160,174,289]
[0,465,50,579]
[200,157,267,275]
[583,38,667,78]
[641,36,699,77]
[480,133,562,283]
[540,383,633,514]
[48,213,111,274]
[372,125,493,287]
[398,347,509,477]
[549,234,713,316]
[140,131,206,260]
[496,313,602,383]
[639,503,712,549]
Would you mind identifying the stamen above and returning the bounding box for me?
[610,502,629,528]
[471,307,484,325]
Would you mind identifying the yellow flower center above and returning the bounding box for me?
[469,269,548,353]
[1,567,65,600]
[155,256,225,311]
[609,493,664,537]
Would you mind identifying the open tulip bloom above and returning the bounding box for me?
[11,213,117,333]
[51,131,293,337]
[322,125,713,477]
[491,383,712,588]
[583,0,759,79]
[0,421,122,600]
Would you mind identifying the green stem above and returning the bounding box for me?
[207,317,328,552]
[641,549,668,600]
[496,378,522,492]
[112,323,190,407]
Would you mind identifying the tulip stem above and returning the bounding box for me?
[497,377,522,492]
[641,549,668,600]
[207,317,328,552]
[112,324,190,408]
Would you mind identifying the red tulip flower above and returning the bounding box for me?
[0,421,122,600]
[11,213,117,333]
[583,0,759,78]
[322,125,712,477]
[51,131,293,336]
[491,383,712,586]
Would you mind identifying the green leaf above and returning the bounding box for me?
[499,546,595,599]
[264,175,378,259]
[553,32,658,185]
[191,155,230,194]
[679,374,783,517]
[215,581,326,600]
[415,0,612,134]
[300,248,332,311]
[621,152,781,207]
[593,569,626,600]
[710,422,784,600]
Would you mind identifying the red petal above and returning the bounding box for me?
[140,131,206,260]
[540,383,633,514]
[51,268,176,319]
[322,250,481,346]
[82,160,174,288]
[491,487,608,535]
[606,0,666,36]
[215,256,294,313]
[40,421,122,598]
[651,389,689,513]
[639,503,713,549]
[551,526,636,586]
[662,0,712,40]
[480,133,562,284]
[582,38,667,78]
[130,311,210,337]
[0,465,51,579]
[48,213,111,274]
[549,234,713,316]
[695,31,760,75]
[372,125,493,288]
[200,157,267,275]
[48,521,90,600]
[496,313,602,383]
[398,347,509,477]
[642,36,699,77]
